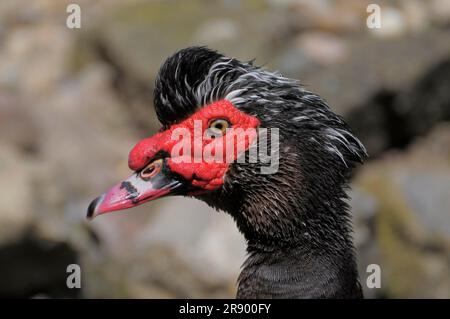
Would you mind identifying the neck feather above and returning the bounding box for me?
[233,187,362,298]
[199,148,363,298]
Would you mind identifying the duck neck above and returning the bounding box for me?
[232,190,363,299]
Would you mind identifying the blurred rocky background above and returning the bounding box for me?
[0,0,449,298]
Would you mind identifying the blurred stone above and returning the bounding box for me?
[288,0,366,33]
[0,233,80,298]
[370,7,407,38]
[0,145,33,243]
[295,32,348,66]
[283,29,450,116]
[195,19,240,43]
[0,25,72,95]
[136,197,246,284]
[402,0,430,33]
[88,0,275,86]
[126,245,235,298]
[430,0,450,26]
[346,56,450,158]
[350,187,378,248]
[354,124,450,298]
[275,46,314,76]
[351,185,381,299]
[0,92,39,154]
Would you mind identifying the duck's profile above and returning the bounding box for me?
[87,47,367,298]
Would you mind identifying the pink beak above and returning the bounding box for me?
[87,160,187,219]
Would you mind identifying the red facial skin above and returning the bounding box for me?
[128,100,260,190]
[87,99,260,219]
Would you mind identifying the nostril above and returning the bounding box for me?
[142,166,155,175]
[140,158,163,180]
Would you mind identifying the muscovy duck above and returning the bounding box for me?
[87,47,367,298]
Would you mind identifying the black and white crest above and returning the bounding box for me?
[154,46,367,169]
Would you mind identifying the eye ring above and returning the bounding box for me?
[140,158,163,181]
[208,118,230,137]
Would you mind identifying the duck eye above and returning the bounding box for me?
[208,118,230,137]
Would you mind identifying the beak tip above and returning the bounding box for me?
[87,195,103,220]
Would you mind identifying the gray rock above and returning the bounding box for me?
[353,124,450,298]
